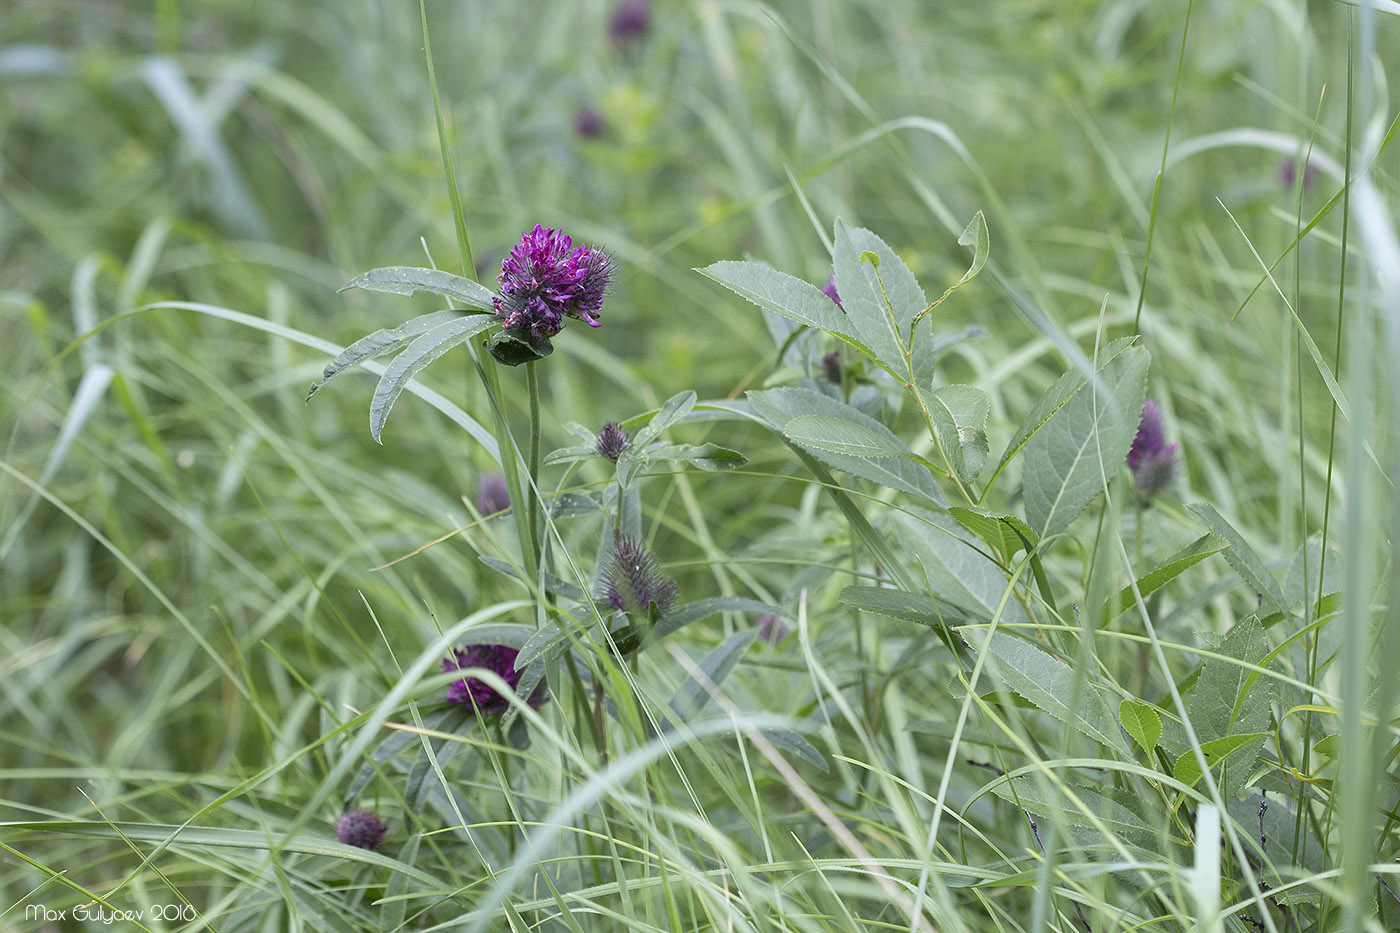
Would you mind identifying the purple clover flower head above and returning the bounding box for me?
[442,643,523,714]
[335,811,388,851]
[755,612,792,645]
[821,275,843,310]
[821,351,843,384]
[491,225,614,360]
[1128,399,1177,498]
[574,105,608,139]
[601,536,677,621]
[476,472,510,517]
[595,421,631,461]
[608,0,651,42]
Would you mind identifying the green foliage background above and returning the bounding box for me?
[2,1,1397,930]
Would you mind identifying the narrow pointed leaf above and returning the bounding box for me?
[833,221,909,370]
[749,386,944,504]
[369,315,497,442]
[1187,502,1287,614]
[1101,533,1230,622]
[341,265,496,310]
[1173,733,1270,789]
[697,260,852,336]
[1023,344,1149,537]
[784,414,922,460]
[964,628,1130,753]
[838,585,961,628]
[308,309,468,398]
[993,336,1138,479]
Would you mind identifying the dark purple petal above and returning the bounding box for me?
[821,276,843,310]
[494,225,614,345]
[476,473,510,517]
[335,811,388,851]
[756,613,792,645]
[575,105,608,138]
[608,0,650,41]
[821,351,842,384]
[595,422,631,461]
[1128,399,1177,497]
[443,644,523,714]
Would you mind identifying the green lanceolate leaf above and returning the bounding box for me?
[991,335,1139,483]
[947,506,1040,560]
[749,386,945,505]
[642,442,747,470]
[307,309,468,399]
[633,390,697,448]
[955,211,990,287]
[923,383,991,487]
[696,260,853,337]
[648,597,788,642]
[1022,343,1149,538]
[783,413,926,460]
[892,507,1030,623]
[838,585,961,628]
[1119,698,1163,755]
[1173,733,1270,789]
[1187,502,1288,615]
[964,628,1130,754]
[369,314,498,442]
[833,220,916,372]
[341,265,497,310]
[1101,533,1231,623]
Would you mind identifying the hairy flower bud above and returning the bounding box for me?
[1128,399,1177,498]
[595,421,631,461]
[335,811,388,851]
[600,536,677,620]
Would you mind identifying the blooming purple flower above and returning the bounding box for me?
[1128,399,1177,498]
[755,612,792,644]
[821,351,842,384]
[442,643,523,714]
[595,421,631,461]
[492,225,614,345]
[608,0,651,42]
[821,276,843,310]
[476,472,510,517]
[335,811,388,851]
[574,105,608,139]
[601,536,677,620]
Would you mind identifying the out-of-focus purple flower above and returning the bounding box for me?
[1279,156,1318,190]
[442,643,523,714]
[609,0,651,42]
[595,421,631,461]
[821,276,843,310]
[821,351,842,384]
[335,811,388,851]
[476,473,510,517]
[1128,399,1177,498]
[574,105,608,139]
[601,536,677,620]
[755,613,791,644]
[493,225,614,343]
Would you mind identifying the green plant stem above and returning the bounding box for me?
[527,360,543,583]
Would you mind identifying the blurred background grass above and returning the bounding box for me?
[2,0,1397,929]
